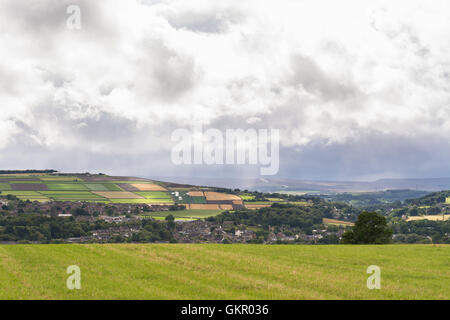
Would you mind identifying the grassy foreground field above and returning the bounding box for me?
[0,244,448,300]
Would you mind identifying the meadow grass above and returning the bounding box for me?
[0,244,447,300]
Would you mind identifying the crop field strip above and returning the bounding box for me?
[84,184,110,191]
[204,192,242,201]
[188,204,222,210]
[84,183,123,192]
[110,199,174,204]
[187,191,204,197]
[46,183,90,191]
[322,218,355,226]
[131,183,167,191]
[239,194,256,200]
[135,191,173,199]
[93,191,145,199]
[407,215,450,221]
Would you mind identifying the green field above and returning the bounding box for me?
[84,183,110,191]
[103,184,123,191]
[135,191,173,199]
[0,183,11,190]
[39,176,83,181]
[110,199,173,204]
[0,244,447,299]
[46,184,89,191]
[1,191,42,196]
[9,181,43,184]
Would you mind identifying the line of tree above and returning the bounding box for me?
[0,169,57,174]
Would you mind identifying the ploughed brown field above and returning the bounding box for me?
[188,191,204,197]
[11,183,48,191]
[204,192,242,201]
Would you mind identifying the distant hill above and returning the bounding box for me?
[321,189,431,208]
[404,190,450,206]
[150,176,450,193]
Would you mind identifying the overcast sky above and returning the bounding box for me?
[1,0,450,181]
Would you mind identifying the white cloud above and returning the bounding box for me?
[1,0,450,179]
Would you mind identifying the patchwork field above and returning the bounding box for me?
[0,244,447,299]
[0,175,174,204]
[0,174,289,213]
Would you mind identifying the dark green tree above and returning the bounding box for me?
[341,211,392,244]
[165,214,175,229]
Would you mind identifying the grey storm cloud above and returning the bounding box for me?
[1,0,450,180]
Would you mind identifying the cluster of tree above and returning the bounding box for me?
[0,214,115,242]
[389,205,449,219]
[392,219,450,244]
[208,204,325,234]
[130,218,175,243]
[404,191,450,206]
[209,187,320,203]
[0,213,176,243]
[322,190,430,209]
